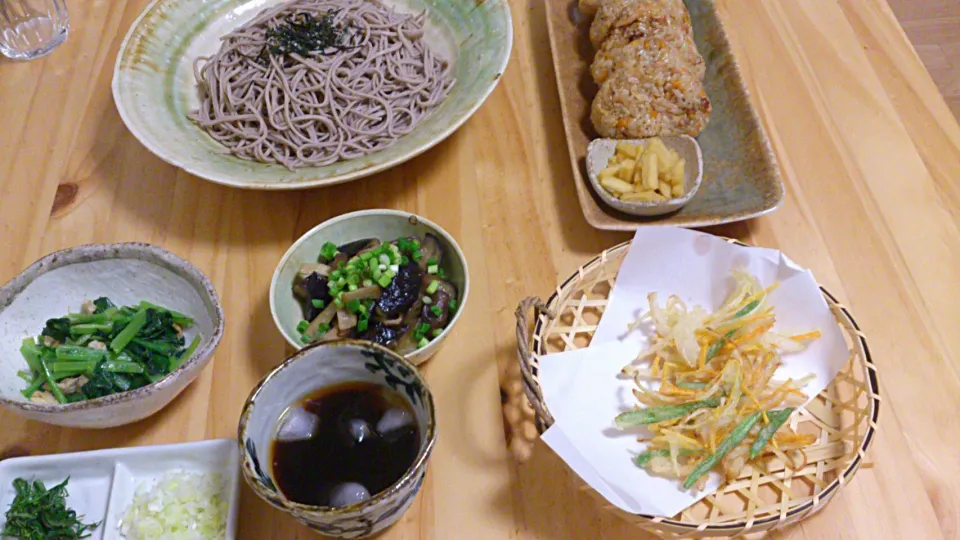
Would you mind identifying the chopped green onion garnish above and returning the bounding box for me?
[361,252,374,261]
[432,328,444,338]
[301,334,313,343]
[347,299,362,313]
[347,283,358,291]
[377,275,393,288]
[431,305,443,317]
[296,320,309,333]
[357,319,369,333]
[427,265,439,275]
[422,296,433,305]
[426,281,440,295]
[401,255,410,265]
[311,299,325,309]
[320,242,338,261]
[413,322,430,341]
[362,279,373,287]
[412,250,423,262]
[449,298,459,312]
[427,257,438,266]
[334,297,343,307]
[437,268,447,279]
[417,337,429,349]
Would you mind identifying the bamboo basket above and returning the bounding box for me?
[515,240,880,538]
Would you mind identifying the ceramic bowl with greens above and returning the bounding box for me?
[0,244,224,429]
[112,0,513,189]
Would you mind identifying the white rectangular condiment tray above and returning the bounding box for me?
[0,438,240,539]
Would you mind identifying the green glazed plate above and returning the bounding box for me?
[112,0,513,190]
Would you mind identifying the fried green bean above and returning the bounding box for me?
[683,411,762,489]
[749,408,795,458]
[615,397,722,428]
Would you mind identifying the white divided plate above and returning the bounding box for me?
[0,439,240,539]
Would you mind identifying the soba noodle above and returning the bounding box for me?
[189,0,455,170]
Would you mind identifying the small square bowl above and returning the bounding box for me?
[586,136,703,217]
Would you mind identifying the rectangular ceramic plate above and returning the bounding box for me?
[545,0,784,230]
[0,439,240,540]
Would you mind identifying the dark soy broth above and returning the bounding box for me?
[271,382,420,507]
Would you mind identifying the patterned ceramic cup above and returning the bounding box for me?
[238,340,436,538]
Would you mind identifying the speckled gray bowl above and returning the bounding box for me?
[0,244,224,429]
[270,209,469,366]
[586,136,703,217]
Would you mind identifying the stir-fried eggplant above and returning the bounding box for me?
[377,262,422,319]
[338,238,381,258]
[417,234,443,272]
[422,277,458,332]
[295,234,459,353]
[295,271,333,320]
[359,321,404,348]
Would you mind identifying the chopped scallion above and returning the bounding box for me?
[320,242,338,261]
[426,281,440,295]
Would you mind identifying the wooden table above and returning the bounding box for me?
[1,0,958,538]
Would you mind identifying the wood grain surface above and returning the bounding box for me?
[0,0,958,538]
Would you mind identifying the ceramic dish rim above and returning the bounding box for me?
[237,339,438,515]
[110,0,514,191]
[0,242,225,414]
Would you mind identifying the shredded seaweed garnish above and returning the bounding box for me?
[258,11,360,63]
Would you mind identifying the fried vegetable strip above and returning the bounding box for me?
[614,270,819,491]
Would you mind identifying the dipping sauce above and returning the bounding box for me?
[271,382,420,507]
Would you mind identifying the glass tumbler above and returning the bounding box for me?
[0,0,68,60]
